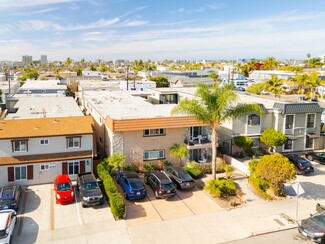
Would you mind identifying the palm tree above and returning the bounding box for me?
[65,57,72,70]
[171,83,263,179]
[305,72,320,99]
[266,74,284,97]
[306,53,311,68]
[170,144,189,165]
[261,57,279,70]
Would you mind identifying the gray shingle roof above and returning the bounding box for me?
[273,102,322,114]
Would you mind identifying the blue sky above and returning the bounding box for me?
[1,0,325,61]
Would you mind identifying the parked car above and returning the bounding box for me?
[162,166,195,190]
[144,171,176,199]
[235,86,245,91]
[0,210,17,244]
[306,152,325,164]
[54,174,75,204]
[0,185,22,211]
[77,172,104,207]
[285,154,314,175]
[298,210,325,243]
[116,171,147,200]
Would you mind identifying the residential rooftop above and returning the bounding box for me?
[83,90,177,120]
[19,80,67,90]
[6,95,83,119]
[0,116,93,139]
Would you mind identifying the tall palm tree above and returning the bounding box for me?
[305,72,320,99]
[170,144,189,165]
[171,83,263,179]
[261,57,279,70]
[266,74,284,97]
[306,53,311,68]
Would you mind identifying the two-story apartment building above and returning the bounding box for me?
[219,93,324,155]
[0,116,94,186]
[80,89,210,166]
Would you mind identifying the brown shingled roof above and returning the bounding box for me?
[0,116,94,139]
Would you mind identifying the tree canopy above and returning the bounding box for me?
[169,144,189,165]
[260,128,286,153]
[255,154,296,195]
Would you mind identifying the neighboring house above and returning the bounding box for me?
[5,94,83,119]
[0,116,94,186]
[81,89,210,166]
[219,93,324,155]
[249,70,296,83]
[169,76,214,88]
[119,79,156,91]
[17,80,66,95]
[0,81,20,105]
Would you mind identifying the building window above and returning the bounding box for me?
[40,139,49,145]
[285,115,294,129]
[40,164,50,171]
[68,162,80,175]
[247,114,260,126]
[307,114,315,128]
[305,136,313,149]
[144,129,165,136]
[284,139,293,150]
[12,140,28,152]
[15,166,27,180]
[144,150,164,160]
[66,137,81,148]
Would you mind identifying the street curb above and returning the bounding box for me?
[252,225,298,237]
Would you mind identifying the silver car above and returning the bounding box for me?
[0,209,17,244]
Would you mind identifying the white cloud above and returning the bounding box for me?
[119,5,149,18]
[0,0,80,10]
[170,4,221,14]
[120,19,149,27]
[12,8,58,16]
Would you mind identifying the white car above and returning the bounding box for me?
[0,210,17,244]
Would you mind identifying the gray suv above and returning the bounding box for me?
[77,173,104,207]
[144,171,176,199]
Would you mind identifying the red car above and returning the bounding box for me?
[54,174,75,204]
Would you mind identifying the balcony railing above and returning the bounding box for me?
[184,135,211,146]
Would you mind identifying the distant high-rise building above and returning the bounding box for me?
[22,55,32,63]
[41,55,48,65]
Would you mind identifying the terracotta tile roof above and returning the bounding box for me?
[0,116,94,139]
[0,150,93,166]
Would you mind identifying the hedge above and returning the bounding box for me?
[204,177,237,198]
[97,162,125,219]
[183,166,202,178]
[248,175,273,200]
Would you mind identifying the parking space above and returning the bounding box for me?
[117,174,222,228]
[11,182,117,244]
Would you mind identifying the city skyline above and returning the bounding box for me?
[1,0,325,61]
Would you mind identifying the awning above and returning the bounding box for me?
[307,133,319,139]
[286,135,299,140]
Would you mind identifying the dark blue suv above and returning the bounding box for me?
[116,171,147,200]
[0,185,22,211]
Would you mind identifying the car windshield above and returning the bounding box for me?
[179,172,193,181]
[311,213,325,226]
[129,178,143,189]
[300,161,312,167]
[83,182,99,190]
[58,183,72,192]
[0,188,14,200]
[162,183,175,190]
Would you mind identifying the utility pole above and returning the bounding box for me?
[126,65,129,91]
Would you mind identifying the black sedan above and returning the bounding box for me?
[306,152,325,164]
[162,166,195,190]
[285,154,314,175]
[298,211,325,243]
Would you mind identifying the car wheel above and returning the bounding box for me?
[124,191,129,200]
[307,155,313,161]
[154,190,159,199]
[144,177,148,184]
[82,202,86,208]
[176,183,181,190]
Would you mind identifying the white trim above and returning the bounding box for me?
[283,138,294,152]
[306,113,316,129]
[14,165,27,181]
[40,138,49,145]
[40,164,50,171]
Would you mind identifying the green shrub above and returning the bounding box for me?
[248,157,259,175]
[123,163,137,171]
[248,175,273,200]
[216,162,235,176]
[183,166,202,178]
[186,161,211,174]
[204,177,237,198]
[97,163,125,219]
[144,162,155,171]
[109,193,125,219]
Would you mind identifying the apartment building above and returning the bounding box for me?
[81,89,208,166]
[219,93,324,155]
[0,116,94,186]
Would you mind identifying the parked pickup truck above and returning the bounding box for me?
[77,172,104,207]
